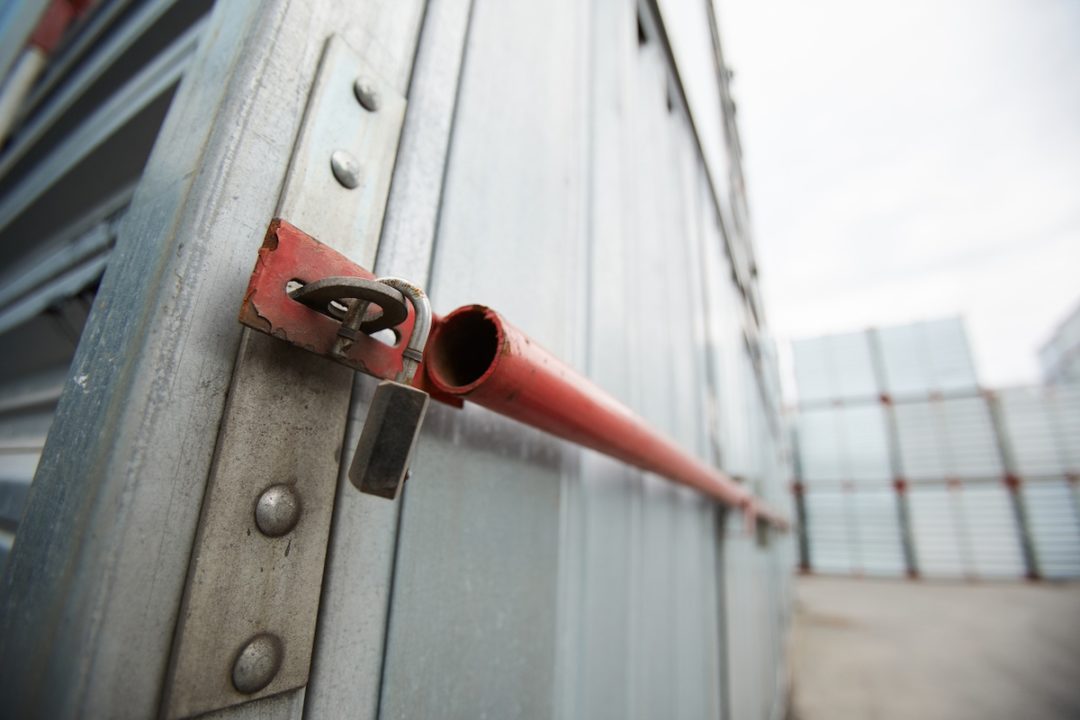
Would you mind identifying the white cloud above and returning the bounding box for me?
[715,0,1080,386]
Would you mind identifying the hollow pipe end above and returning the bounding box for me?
[425,305,505,396]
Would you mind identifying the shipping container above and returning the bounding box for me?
[0,1,794,718]
[791,318,1080,581]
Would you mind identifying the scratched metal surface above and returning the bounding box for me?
[377,1,792,719]
[0,0,794,717]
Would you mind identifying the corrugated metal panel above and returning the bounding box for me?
[377,3,792,718]
[793,319,1078,580]
[908,485,967,577]
[0,299,94,575]
[938,396,1002,478]
[703,233,745,473]
[792,336,831,405]
[1050,384,1080,472]
[801,487,904,577]
[792,330,877,404]
[829,330,878,401]
[725,530,775,720]
[795,408,842,481]
[962,483,1026,579]
[998,387,1065,476]
[796,405,890,484]
[803,488,855,574]
[1023,479,1080,579]
[0,367,61,570]
[877,317,977,398]
[0,1,796,716]
[895,397,1002,480]
[908,482,1025,579]
[378,1,587,715]
[840,405,891,484]
[922,317,980,393]
[1040,303,1080,383]
[850,489,905,576]
[893,401,948,480]
[0,0,209,573]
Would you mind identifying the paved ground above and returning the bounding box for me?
[789,576,1080,720]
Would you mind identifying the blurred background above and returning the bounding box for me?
[717,0,1080,388]
[715,0,1080,717]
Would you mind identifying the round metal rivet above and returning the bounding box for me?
[231,633,283,694]
[353,77,379,111]
[330,150,361,189]
[255,484,301,537]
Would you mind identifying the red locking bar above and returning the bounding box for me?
[424,305,787,529]
[240,221,788,529]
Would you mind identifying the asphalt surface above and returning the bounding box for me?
[789,575,1080,720]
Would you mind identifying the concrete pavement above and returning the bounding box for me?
[789,576,1080,720]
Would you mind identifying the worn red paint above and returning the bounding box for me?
[240,220,788,529]
[238,220,457,405]
[424,305,788,530]
[29,0,93,53]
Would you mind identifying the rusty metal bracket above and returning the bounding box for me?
[164,37,409,719]
[236,222,788,530]
[238,219,459,406]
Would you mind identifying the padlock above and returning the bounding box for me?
[348,277,432,499]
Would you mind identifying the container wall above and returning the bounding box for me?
[0,0,214,575]
[0,0,793,717]
[377,1,793,719]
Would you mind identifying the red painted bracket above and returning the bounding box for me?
[239,220,788,529]
[238,219,460,406]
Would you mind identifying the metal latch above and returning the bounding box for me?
[163,35,411,720]
[287,273,433,499]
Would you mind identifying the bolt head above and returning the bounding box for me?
[231,633,283,694]
[255,484,301,537]
[330,150,361,189]
[353,77,379,111]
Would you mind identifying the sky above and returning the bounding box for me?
[713,0,1080,388]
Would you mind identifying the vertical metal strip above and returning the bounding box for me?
[301,2,477,718]
[715,506,733,720]
[868,327,919,576]
[985,391,1041,579]
[162,36,409,720]
[790,431,811,571]
[0,4,297,717]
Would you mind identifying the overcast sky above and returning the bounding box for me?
[714,0,1080,388]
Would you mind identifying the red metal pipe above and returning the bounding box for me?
[239,222,787,529]
[424,305,788,530]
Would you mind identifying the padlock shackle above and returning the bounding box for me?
[377,277,431,384]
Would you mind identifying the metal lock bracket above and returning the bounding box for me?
[238,219,459,405]
[164,37,414,719]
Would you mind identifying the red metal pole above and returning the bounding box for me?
[424,305,788,529]
[239,222,788,528]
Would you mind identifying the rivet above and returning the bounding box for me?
[231,633,283,694]
[255,484,301,537]
[353,77,379,111]
[330,150,361,189]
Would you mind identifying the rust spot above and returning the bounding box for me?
[263,219,282,250]
[241,297,273,334]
